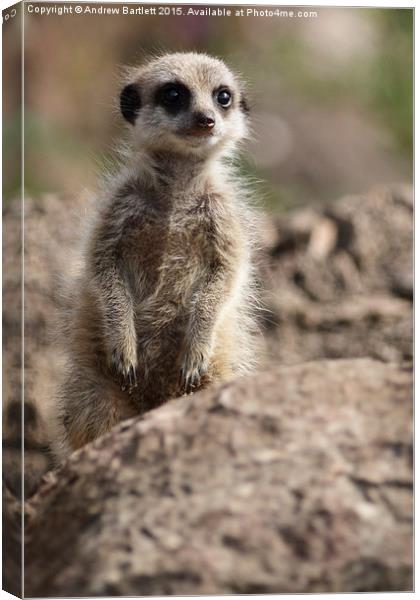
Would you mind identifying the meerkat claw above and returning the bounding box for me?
[110,349,137,392]
[180,352,207,393]
[127,366,138,394]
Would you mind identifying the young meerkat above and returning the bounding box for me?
[53,52,260,460]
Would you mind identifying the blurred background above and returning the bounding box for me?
[3,5,413,210]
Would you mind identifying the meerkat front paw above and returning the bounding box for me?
[109,340,138,393]
[179,347,210,394]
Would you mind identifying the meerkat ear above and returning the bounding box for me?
[240,94,250,115]
[120,83,142,124]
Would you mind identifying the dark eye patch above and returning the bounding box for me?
[120,83,142,125]
[154,81,191,115]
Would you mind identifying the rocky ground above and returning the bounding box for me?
[2,184,413,595]
[259,183,412,366]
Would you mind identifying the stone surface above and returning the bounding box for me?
[25,359,413,596]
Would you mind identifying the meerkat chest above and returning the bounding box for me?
[120,190,241,298]
[168,192,235,260]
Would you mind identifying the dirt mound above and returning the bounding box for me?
[24,359,412,596]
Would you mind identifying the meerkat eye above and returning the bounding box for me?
[163,87,181,105]
[217,89,232,108]
[156,82,190,114]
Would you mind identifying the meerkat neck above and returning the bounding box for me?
[152,151,207,180]
[128,148,224,194]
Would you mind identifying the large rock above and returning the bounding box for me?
[25,359,412,596]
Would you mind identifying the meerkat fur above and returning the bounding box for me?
[52,52,261,461]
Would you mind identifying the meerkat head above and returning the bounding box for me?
[120,52,250,159]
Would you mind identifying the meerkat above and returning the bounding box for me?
[53,52,260,460]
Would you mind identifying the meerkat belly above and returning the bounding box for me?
[133,213,217,390]
[161,225,213,296]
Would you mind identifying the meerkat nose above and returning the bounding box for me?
[195,112,215,129]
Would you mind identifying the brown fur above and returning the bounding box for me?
[53,53,260,460]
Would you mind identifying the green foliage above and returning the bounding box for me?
[2,114,21,204]
[239,8,412,159]
[369,9,413,155]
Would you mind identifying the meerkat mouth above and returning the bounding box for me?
[178,127,215,139]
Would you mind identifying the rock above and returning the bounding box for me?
[2,484,22,597]
[24,359,412,596]
[260,184,413,366]
[2,194,86,498]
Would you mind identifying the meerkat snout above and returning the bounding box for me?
[194,112,215,130]
[119,52,250,156]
